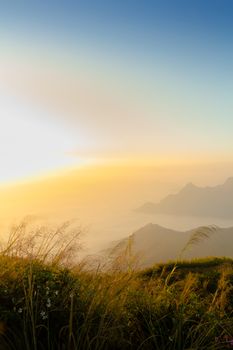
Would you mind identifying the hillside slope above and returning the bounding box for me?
[107,223,233,267]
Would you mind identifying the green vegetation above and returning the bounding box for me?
[0,222,233,349]
[141,257,233,277]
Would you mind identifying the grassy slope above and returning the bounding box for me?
[0,255,233,349]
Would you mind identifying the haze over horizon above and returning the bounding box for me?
[1,1,233,260]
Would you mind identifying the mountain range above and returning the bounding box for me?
[107,223,233,268]
[137,177,233,219]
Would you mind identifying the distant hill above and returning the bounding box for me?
[107,223,233,268]
[137,177,233,218]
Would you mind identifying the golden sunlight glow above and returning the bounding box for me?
[0,89,88,183]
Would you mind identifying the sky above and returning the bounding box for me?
[0,0,233,182]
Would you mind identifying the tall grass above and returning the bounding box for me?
[0,221,232,349]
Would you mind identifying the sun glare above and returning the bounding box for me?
[0,89,84,183]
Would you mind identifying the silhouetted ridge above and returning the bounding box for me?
[107,223,233,267]
[223,177,233,188]
[137,177,233,218]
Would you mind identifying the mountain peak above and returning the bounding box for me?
[180,182,197,193]
[137,177,233,218]
[223,177,233,187]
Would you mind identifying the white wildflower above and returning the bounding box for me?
[40,311,48,320]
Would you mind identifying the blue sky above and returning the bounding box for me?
[2,1,233,64]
